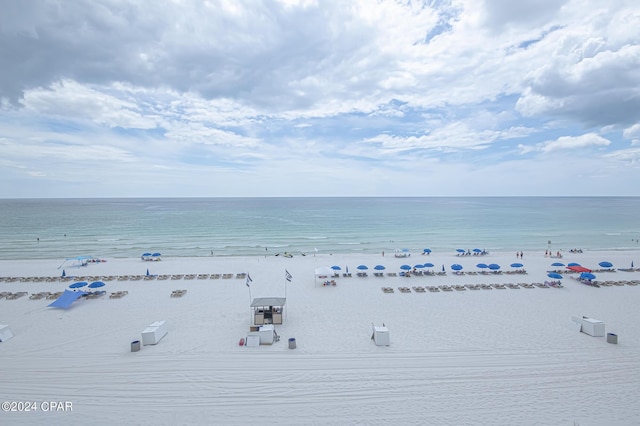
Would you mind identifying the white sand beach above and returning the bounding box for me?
[2,250,640,425]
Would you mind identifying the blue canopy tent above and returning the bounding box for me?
[48,290,87,309]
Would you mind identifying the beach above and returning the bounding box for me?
[1,249,640,425]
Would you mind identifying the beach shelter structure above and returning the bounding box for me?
[58,256,93,269]
[251,297,286,325]
[315,266,334,286]
[48,290,87,309]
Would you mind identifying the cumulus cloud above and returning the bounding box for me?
[519,133,611,154]
[0,0,639,196]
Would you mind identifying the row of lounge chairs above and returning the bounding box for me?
[1,291,28,299]
[0,273,248,283]
[380,282,571,293]
[109,291,129,299]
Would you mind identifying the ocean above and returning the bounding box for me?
[0,197,639,260]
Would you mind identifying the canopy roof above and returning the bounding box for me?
[567,265,592,273]
[251,297,286,308]
[47,289,87,309]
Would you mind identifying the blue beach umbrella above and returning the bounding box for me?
[88,281,105,288]
[580,272,596,280]
[476,263,488,269]
[598,261,613,268]
[473,248,482,253]
[551,262,565,267]
[400,264,412,271]
[423,248,432,254]
[547,272,563,280]
[331,265,341,271]
[488,264,501,271]
[414,264,424,269]
[510,263,523,268]
[69,281,88,289]
[423,262,434,268]
[374,265,386,271]
[567,262,581,267]
[357,265,368,270]
[456,249,465,254]
[451,264,463,271]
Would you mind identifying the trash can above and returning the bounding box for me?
[607,333,618,344]
[131,340,141,352]
[288,338,296,349]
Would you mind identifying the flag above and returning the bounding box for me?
[246,273,252,287]
[285,270,292,282]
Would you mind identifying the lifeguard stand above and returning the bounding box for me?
[251,297,286,325]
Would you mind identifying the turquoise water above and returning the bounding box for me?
[0,197,639,260]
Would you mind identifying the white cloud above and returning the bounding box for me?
[0,0,639,197]
[519,133,610,154]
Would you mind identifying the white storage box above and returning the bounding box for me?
[259,324,274,345]
[245,332,260,347]
[142,320,168,345]
[0,325,13,342]
[372,325,390,346]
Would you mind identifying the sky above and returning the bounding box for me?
[1,0,639,198]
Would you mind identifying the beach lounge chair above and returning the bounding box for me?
[381,287,394,293]
[210,274,221,279]
[398,287,411,293]
[171,289,187,298]
[197,274,210,280]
